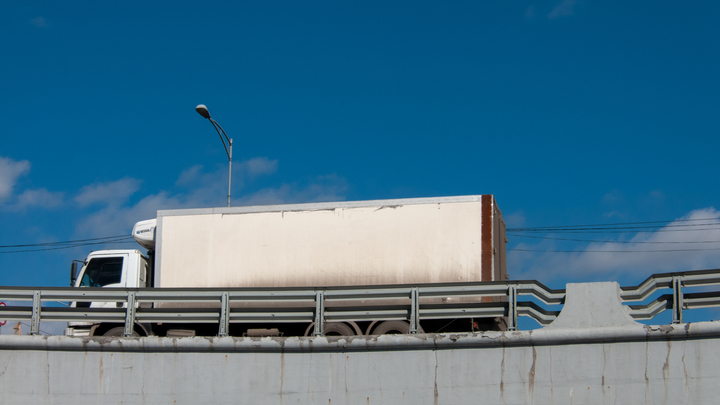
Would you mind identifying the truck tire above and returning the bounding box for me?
[323,322,355,336]
[371,321,424,335]
[102,327,140,337]
[304,322,356,336]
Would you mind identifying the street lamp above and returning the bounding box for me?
[195,104,233,207]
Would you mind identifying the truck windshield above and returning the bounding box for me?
[79,257,124,287]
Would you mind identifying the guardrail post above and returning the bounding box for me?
[409,287,420,334]
[672,276,684,324]
[123,291,137,337]
[313,291,324,336]
[30,291,41,335]
[218,292,230,337]
[508,284,518,331]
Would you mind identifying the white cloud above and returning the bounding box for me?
[173,165,238,207]
[601,189,666,220]
[643,190,665,205]
[505,211,526,228]
[243,157,278,177]
[29,17,48,28]
[603,189,623,204]
[76,191,184,237]
[75,160,347,237]
[176,157,278,189]
[0,157,66,211]
[525,6,535,19]
[509,208,720,285]
[235,174,347,207]
[548,0,577,19]
[75,178,142,207]
[0,156,31,200]
[10,188,64,211]
[603,211,624,219]
[176,164,204,186]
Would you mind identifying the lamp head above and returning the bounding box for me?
[195,104,211,119]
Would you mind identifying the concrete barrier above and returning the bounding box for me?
[1,282,719,404]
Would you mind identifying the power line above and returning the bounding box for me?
[506,233,720,244]
[507,217,720,232]
[510,247,720,253]
[0,235,135,254]
[507,217,720,253]
[0,235,132,248]
[509,228,720,234]
[509,223,720,233]
[0,240,136,254]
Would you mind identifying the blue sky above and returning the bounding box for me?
[1,1,719,329]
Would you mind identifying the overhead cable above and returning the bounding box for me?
[506,233,720,244]
[507,217,719,232]
[0,240,136,254]
[0,235,132,249]
[510,247,720,253]
[508,223,720,233]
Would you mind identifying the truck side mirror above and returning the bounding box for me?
[70,262,79,286]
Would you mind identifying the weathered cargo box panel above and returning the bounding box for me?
[155,195,505,288]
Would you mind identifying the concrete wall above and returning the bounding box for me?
[1,282,719,404]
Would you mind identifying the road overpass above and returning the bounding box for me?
[2,281,719,404]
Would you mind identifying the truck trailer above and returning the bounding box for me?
[67,195,507,337]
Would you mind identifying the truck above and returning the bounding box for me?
[66,195,507,337]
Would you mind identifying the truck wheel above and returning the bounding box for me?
[303,322,356,336]
[371,321,424,335]
[323,322,355,336]
[102,327,140,337]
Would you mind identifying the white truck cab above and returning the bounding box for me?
[66,220,157,336]
[72,250,149,290]
[70,219,157,290]
[66,250,150,336]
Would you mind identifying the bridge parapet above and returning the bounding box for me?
[2,278,720,404]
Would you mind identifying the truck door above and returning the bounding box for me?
[76,254,128,309]
[78,255,127,288]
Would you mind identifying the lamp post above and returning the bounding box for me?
[195,104,233,207]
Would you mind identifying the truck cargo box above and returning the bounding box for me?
[154,195,506,288]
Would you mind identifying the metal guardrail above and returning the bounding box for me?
[1,268,718,337]
[620,268,720,323]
